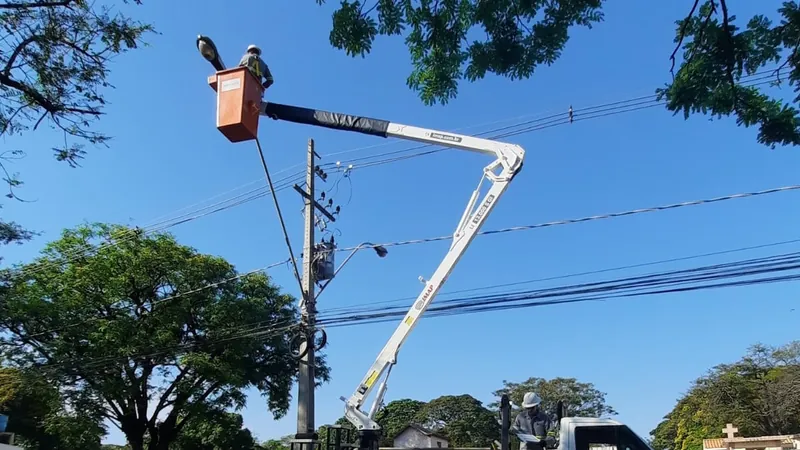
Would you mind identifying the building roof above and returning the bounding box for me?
[703,435,799,450]
[396,424,449,441]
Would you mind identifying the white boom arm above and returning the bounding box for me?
[341,123,525,431]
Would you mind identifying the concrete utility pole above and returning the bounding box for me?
[296,138,318,448]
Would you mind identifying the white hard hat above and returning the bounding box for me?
[522,392,542,408]
[247,44,261,55]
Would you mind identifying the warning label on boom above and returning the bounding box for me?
[429,132,463,143]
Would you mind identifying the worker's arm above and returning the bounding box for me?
[511,414,522,433]
[260,58,274,89]
[542,416,558,448]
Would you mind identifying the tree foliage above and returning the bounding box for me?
[0,223,330,450]
[260,437,292,450]
[0,0,153,258]
[0,367,105,449]
[319,0,603,106]
[491,376,616,418]
[658,1,800,148]
[412,394,499,447]
[375,398,426,446]
[172,407,260,450]
[320,0,800,148]
[318,396,496,447]
[650,341,800,450]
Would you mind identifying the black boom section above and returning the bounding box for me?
[264,102,390,138]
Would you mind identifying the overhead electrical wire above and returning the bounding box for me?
[253,137,304,295]
[4,68,785,281]
[315,250,800,327]
[30,245,800,373]
[321,237,800,314]
[20,181,800,340]
[337,183,800,252]
[324,70,781,170]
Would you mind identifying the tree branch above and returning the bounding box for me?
[718,0,737,92]
[670,0,701,75]
[0,0,74,9]
[149,364,190,430]
[3,34,39,76]
[0,72,102,116]
[173,380,223,433]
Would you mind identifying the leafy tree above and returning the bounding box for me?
[260,437,292,450]
[0,0,153,258]
[319,0,800,148]
[0,367,105,449]
[491,377,616,418]
[172,407,259,450]
[650,341,800,450]
[375,398,426,446]
[319,0,602,106]
[412,394,499,447]
[0,223,330,450]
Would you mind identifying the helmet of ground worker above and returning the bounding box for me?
[521,392,542,408]
[247,44,261,55]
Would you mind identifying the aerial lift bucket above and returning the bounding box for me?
[207,66,263,142]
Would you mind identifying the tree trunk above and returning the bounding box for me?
[120,415,147,450]
[127,436,145,450]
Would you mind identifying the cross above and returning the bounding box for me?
[723,424,738,439]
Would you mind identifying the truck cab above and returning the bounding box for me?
[555,417,653,450]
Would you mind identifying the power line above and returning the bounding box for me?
[321,237,800,314]
[126,71,780,246]
[328,70,779,170]
[316,250,800,327]
[3,69,781,281]
[18,180,800,337]
[31,246,800,372]
[338,183,800,252]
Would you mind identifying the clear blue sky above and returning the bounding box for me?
[3,0,799,446]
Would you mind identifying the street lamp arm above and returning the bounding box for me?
[315,242,387,300]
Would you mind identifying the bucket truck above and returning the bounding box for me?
[197,35,650,450]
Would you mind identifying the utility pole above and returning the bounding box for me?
[291,138,340,450]
[296,138,317,448]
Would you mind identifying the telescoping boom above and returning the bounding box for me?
[254,101,525,447]
[260,103,526,443]
[341,124,524,437]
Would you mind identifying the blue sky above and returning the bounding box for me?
[2,0,799,446]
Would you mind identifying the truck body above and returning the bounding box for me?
[548,417,653,450]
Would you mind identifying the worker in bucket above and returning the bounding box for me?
[512,392,557,450]
[238,44,274,92]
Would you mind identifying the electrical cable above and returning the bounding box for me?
[336,183,800,252]
[335,73,779,171]
[315,251,800,327]
[29,246,800,373]
[255,137,304,299]
[2,171,304,281]
[320,237,800,314]
[3,69,783,281]
[18,181,800,338]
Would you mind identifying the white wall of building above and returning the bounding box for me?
[393,428,449,448]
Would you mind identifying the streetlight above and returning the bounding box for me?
[315,242,388,299]
[196,35,226,71]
